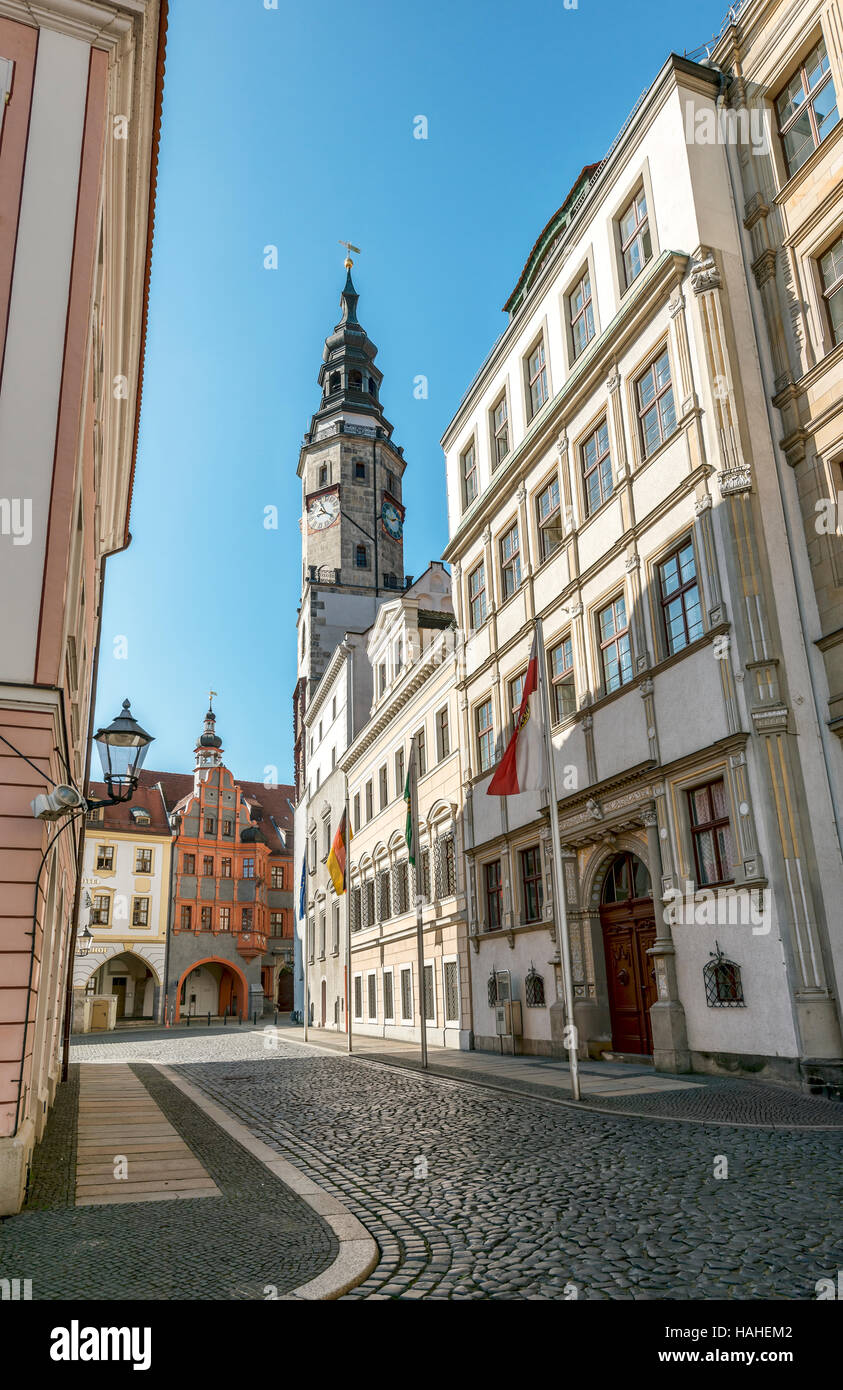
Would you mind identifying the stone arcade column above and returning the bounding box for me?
[643,803,691,1074]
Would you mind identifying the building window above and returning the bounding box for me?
[354,459,366,480]
[704,948,745,1008]
[598,595,633,693]
[581,419,613,515]
[400,966,413,1022]
[180,905,192,930]
[569,267,595,357]
[443,960,460,1024]
[468,561,487,629]
[520,846,543,923]
[183,853,195,875]
[365,780,374,821]
[393,860,410,915]
[366,972,377,1021]
[461,440,478,508]
[416,726,427,776]
[322,817,331,859]
[243,857,255,879]
[364,878,376,928]
[688,779,736,887]
[436,707,450,761]
[394,745,405,798]
[355,544,369,568]
[485,860,502,930]
[319,912,326,957]
[134,848,152,874]
[777,38,838,177]
[270,912,284,937]
[377,661,387,697]
[525,963,546,1007]
[332,901,340,953]
[219,907,231,931]
[222,819,233,836]
[549,635,575,721]
[526,336,549,418]
[820,234,843,346]
[353,792,361,832]
[386,469,396,495]
[96,845,114,871]
[221,857,232,878]
[658,540,704,654]
[536,475,563,561]
[203,855,214,876]
[476,697,495,773]
[91,894,110,925]
[499,522,521,599]
[318,463,328,487]
[350,885,362,933]
[200,906,212,930]
[353,975,363,1021]
[383,969,394,1022]
[241,907,253,931]
[423,963,435,1022]
[619,186,652,288]
[379,764,388,809]
[437,832,457,897]
[637,348,676,458]
[204,817,215,836]
[132,897,150,927]
[377,868,391,921]
[415,848,431,903]
[491,394,509,468]
[271,865,284,889]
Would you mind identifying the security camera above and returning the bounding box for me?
[31,786,87,821]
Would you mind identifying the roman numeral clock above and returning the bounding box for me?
[306,488,340,532]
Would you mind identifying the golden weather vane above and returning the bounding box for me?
[339,239,361,270]
[208,689,217,709]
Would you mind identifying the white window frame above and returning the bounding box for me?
[399,964,414,1023]
[423,960,437,1025]
[366,969,378,1022]
[443,955,460,1025]
[382,966,395,1024]
[352,972,364,1023]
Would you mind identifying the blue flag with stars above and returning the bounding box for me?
[299,853,307,920]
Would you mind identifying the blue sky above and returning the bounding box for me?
[94,0,730,784]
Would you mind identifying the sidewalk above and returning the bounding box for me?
[289,1024,843,1129]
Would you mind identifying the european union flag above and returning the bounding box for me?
[299,853,307,920]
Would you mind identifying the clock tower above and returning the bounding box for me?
[294,261,410,796]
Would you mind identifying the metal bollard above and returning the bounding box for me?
[207,1012,211,1026]
[274,1010,278,1027]
[186,1014,190,1028]
[223,1012,227,1026]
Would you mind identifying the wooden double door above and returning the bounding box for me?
[599,854,657,1055]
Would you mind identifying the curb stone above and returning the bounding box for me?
[157,1065,379,1300]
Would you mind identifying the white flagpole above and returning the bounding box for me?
[535,616,581,1102]
[345,774,352,1054]
[303,862,309,1042]
[410,735,428,1070]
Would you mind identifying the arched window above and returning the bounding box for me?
[349,369,363,391]
[329,372,340,393]
[601,852,651,904]
[525,962,546,1007]
[704,945,745,1007]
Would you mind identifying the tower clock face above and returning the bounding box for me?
[381,498,403,539]
[307,491,340,532]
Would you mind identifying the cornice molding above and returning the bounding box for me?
[0,0,141,48]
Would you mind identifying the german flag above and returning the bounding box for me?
[327,808,350,895]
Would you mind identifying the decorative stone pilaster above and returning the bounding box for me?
[643,802,691,1074]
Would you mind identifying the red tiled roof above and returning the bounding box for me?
[87,767,295,852]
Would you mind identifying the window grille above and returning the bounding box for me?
[400,967,413,1020]
[378,869,391,921]
[704,945,745,1008]
[367,973,377,1020]
[525,962,546,1007]
[351,886,361,933]
[383,970,394,1020]
[444,960,459,1023]
[423,963,435,1022]
[353,975,363,1019]
[487,971,497,1008]
[413,849,430,904]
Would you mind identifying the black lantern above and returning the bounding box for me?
[77,924,94,957]
[91,699,154,805]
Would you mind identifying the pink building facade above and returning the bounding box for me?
[0,0,166,1213]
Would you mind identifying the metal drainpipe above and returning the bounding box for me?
[715,66,843,861]
[157,783,177,1024]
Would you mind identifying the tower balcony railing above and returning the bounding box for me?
[307,565,414,589]
[307,419,404,455]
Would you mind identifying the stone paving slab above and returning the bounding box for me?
[74,1065,219,1205]
[0,1062,339,1300]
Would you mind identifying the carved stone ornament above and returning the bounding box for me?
[690,249,722,295]
[606,371,621,394]
[694,492,713,514]
[586,797,604,822]
[668,293,685,318]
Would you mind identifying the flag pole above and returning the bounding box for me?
[409,734,428,1070]
[345,775,352,1054]
[303,868,309,1043]
[535,615,581,1102]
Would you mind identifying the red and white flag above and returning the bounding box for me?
[487,634,546,796]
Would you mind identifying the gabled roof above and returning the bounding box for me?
[88,768,294,852]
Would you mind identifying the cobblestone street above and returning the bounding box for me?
[2,1028,834,1302]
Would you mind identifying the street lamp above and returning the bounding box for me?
[90,699,154,807]
[77,924,94,957]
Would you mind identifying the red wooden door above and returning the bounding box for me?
[600,902,657,1055]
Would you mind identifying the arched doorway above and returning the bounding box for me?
[84,951,159,1021]
[175,958,247,1021]
[599,852,657,1055]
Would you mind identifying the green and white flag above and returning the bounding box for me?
[404,738,417,866]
